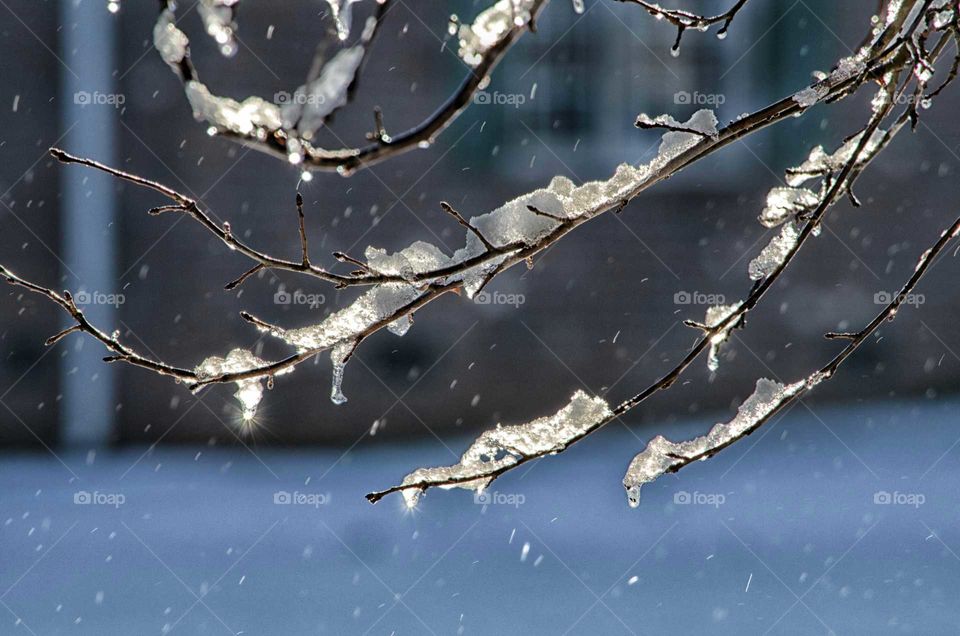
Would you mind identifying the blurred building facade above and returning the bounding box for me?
[0,0,957,448]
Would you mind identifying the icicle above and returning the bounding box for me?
[702,302,743,372]
[194,349,292,425]
[330,341,355,405]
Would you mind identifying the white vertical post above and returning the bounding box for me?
[58,0,118,445]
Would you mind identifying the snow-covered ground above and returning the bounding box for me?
[3,397,959,634]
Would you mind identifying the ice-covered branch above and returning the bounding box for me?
[368,4,954,504]
[623,206,960,506]
[27,5,938,425]
[616,0,750,54]
[154,0,550,175]
[369,390,613,507]
[2,0,948,446]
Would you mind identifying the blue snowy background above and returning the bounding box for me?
[1,0,960,634]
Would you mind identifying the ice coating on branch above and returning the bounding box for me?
[786,129,887,187]
[394,390,612,507]
[636,112,719,138]
[760,187,819,228]
[281,46,365,138]
[196,112,716,406]
[195,348,290,423]
[457,0,536,67]
[649,110,718,167]
[153,3,366,147]
[792,86,826,108]
[792,57,864,108]
[703,302,743,372]
[623,378,805,507]
[153,8,189,65]
[154,9,280,138]
[198,0,239,57]
[325,0,363,41]
[749,221,801,281]
[387,314,412,337]
[185,81,283,137]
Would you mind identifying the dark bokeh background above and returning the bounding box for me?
[2,2,960,633]
[1,1,958,448]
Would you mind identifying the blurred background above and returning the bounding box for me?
[1,0,960,633]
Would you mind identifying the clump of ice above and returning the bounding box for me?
[636,112,719,138]
[749,221,801,281]
[457,0,536,67]
[760,187,819,228]
[793,56,865,108]
[394,390,612,507]
[786,130,887,187]
[281,46,365,138]
[154,2,368,149]
[185,82,283,137]
[195,348,291,423]
[325,0,363,41]
[198,0,240,57]
[649,110,718,170]
[153,8,189,65]
[623,378,805,507]
[703,302,743,372]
